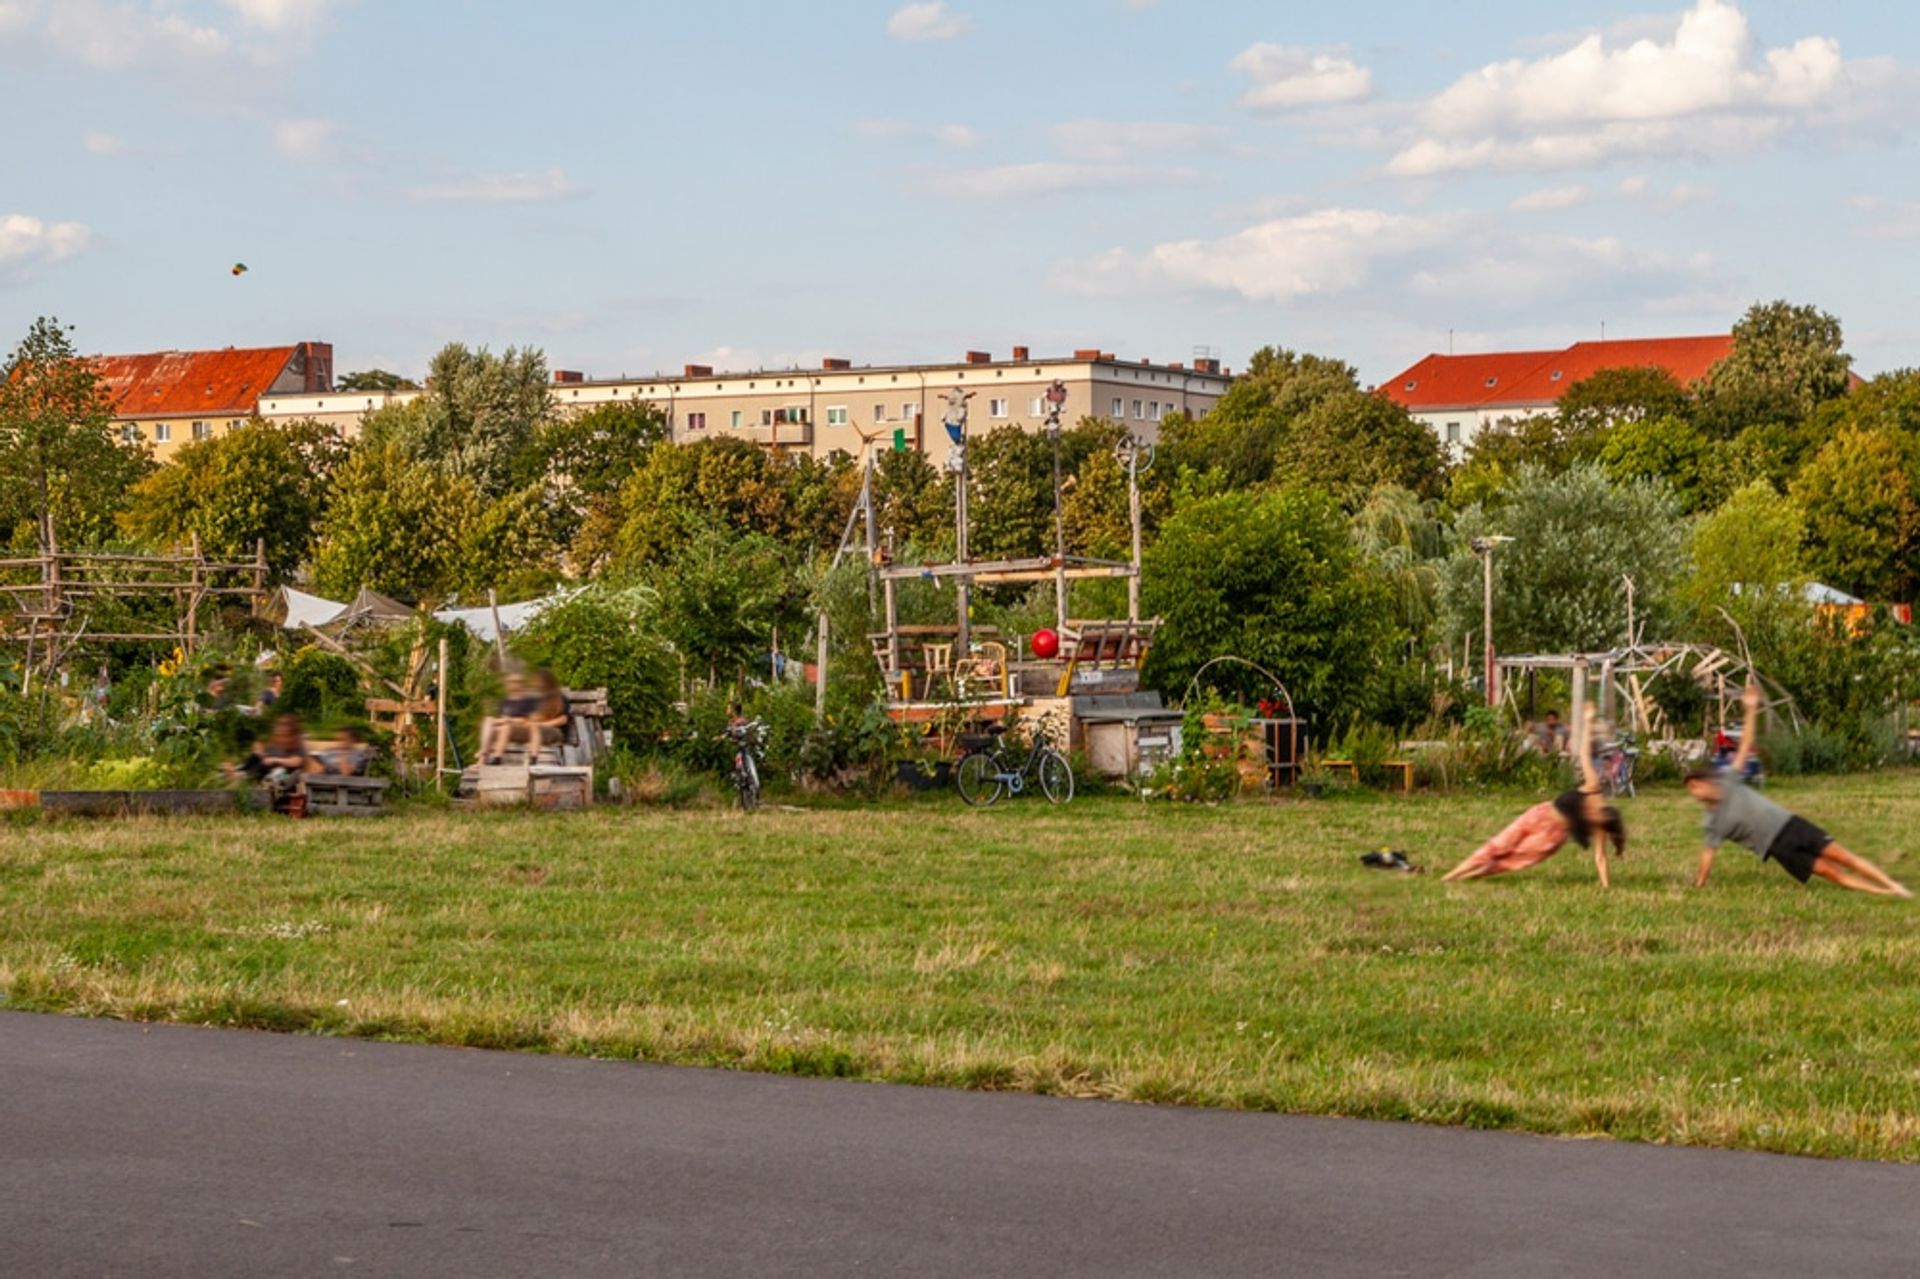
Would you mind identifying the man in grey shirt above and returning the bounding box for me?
[1685,683,1909,896]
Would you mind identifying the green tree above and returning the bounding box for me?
[1556,365,1693,435]
[362,343,553,499]
[1160,348,1358,488]
[1278,389,1447,503]
[649,522,810,687]
[522,401,669,560]
[0,317,151,550]
[1699,300,1851,433]
[336,369,419,392]
[612,437,793,567]
[1596,415,1712,513]
[120,419,338,578]
[1682,480,1808,634]
[462,483,564,600]
[1443,464,1687,654]
[1142,486,1398,723]
[963,426,1055,559]
[512,584,677,740]
[1788,427,1920,601]
[311,443,480,601]
[1351,485,1447,646]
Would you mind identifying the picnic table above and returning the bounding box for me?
[1322,758,1415,794]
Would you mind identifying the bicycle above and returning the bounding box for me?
[954,720,1074,806]
[724,718,767,811]
[1595,734,1638,798]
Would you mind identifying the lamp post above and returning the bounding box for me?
[1471,535,1513,707]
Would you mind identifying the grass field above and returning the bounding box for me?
[4,775,1919,1161]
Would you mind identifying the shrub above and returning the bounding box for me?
[512,586,677,746]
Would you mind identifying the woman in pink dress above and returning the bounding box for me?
[1443,708,1627,888]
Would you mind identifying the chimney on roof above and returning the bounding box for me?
[1012,345,1030,361]
[553,370,584,384]
[299,341,334,393]
[1169,362,1185,370]
[821,357,851,371]
[1073,348,1102,361]
[683,363,713,378]
[1192,357,1222,375]
[964,350,992,365]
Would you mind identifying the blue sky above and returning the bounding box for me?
[5,0,1919,383]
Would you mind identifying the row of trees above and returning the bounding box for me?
[2,302,1914,747]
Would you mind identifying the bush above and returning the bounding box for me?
[512,586,677,746]
[277,647,366,723]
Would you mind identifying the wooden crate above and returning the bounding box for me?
[304,775,390,817]
[529,766,593,811]
[471,764,534,807]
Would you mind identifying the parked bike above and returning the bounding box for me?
[954,720,1074,807]
[725,718,767,810]
[1712,726,1766,786]
[1595,733,1639,798]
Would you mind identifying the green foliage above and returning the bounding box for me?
[1160,347,1358,488]
[336,369,418,392]
[1555,365,1693,436]
[361,344,553,500]
[648,524,809,686]
[0,316,152,550]
[276,648,366,723]
[462,484,564,601]
[1443,463,1687,654]
[1683,481,1808,633]
[1278,390,1447,504]
[1700,299,1852,430]
[310,442,480,602]
[1596,416,1712,513]
[1788,426,1920,600]
[1142,486,1398,725]
[526,401,669,559]
[1350,486,1445,642]
[612,437,795,566]
[512,584,678,744]
[119,419,340,578]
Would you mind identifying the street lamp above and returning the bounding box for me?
[1471,535,1513,707]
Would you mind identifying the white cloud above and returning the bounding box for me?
[0,214,93,277]
[82,131,125,156]
[1048,119,1228,161]
[1407,234,1720,309]
[1230,44,1373,111]
[408,169,582,203]
[1851,197,1920,240]
[1072,208,1451,302]
[273,117,336,159]
[1511,184,1591,212]
[886,2,970,42]
[1387,0,1874,176]
[925,162,1196,200]
[220,0,337,31]
[855,119,981,148]
[43,1,232,70]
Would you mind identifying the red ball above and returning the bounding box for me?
[1030,628,1060,660]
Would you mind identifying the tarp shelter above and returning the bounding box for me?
[327,588,414,635]
[266,587,349,630]
[432,595,562,644]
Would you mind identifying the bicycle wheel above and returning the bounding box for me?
[736,757,760,811]
[955,751,1004,807]
[1037,749,1075,805]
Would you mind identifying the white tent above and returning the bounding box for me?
[432,593,567,643]
[272,587,348,630]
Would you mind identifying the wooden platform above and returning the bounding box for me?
[303,775,390,817]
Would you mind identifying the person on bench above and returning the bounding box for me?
[481,670,569,764]
[319,726,375,777]
[229,713,321,808]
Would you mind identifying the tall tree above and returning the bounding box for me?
[0,317,150,551]
[1555,365,1693,436]
[360,343,553,499]
[1699,300,1851,434]
[1595,415,1712,513]
[1278,389,1447,503]
[311,443,480,602]
[120,419,338,579]
[1142,485,1397,723]
[336,369,419,392]
[1159,347,1358,488]
[1788,426,1920,601]
[1443,463,1687,654]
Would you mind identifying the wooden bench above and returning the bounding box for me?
[1323,759,1415,794]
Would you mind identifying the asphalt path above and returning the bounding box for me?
[3,1011,1918,1277]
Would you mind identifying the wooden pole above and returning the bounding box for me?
[954,465,971,656]
[1127,446,1143,624]
[1571,656,1589,750]
[486,588,507,666]
[184,533,202,654]
[814,611,830,721]
[436,636,449,791]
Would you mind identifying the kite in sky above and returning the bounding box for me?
[231,262,248,277]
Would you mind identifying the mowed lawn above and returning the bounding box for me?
[4,775,1919,1161]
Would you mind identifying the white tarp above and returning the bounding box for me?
[276,587,347,630]
[431,594,563,643]
[1805,582,1864,606]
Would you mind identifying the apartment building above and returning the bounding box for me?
[255,347,1232,465]
[94,342,335,461]
[1379,335,1734,458]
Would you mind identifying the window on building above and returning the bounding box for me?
[762,409,774,426]
[154,423,171,443]
[1029,397,1044,416]
[827,406,849,426]
[902,402,916,420]
[1445,421,1462,445]
[1132,400,1144,420]
[120,425,140,444]
[1147,402,1159,421]
[687,412,707,430]
[731,410,743,429]
[874,404,886,423]
[192,421,211,440]
[989,398,1009,418]
[1111,397,1124,418]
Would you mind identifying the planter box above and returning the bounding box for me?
[38,790,240,817]
[895,760,952,791]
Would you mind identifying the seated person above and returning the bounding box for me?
[319,726,376,777]
[230,714,321,803]
[1526,709,1567,755]
[481,673,550,764]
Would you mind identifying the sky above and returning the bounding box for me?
[5,0,1920,385]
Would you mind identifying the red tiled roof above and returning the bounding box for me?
[91,346,300,419]
[1383,350,1561,410]
[1380,335,1736,411]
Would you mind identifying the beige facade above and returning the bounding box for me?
[257,350,1232,464]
